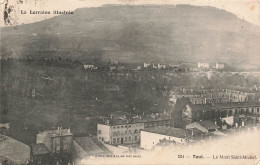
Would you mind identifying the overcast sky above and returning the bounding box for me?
[0,0,260,27]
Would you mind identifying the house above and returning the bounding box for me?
[109,66,117,71]
[143,63,150,68]
[111,60,118,65]
[30,143,50,164]
[97,122,145,145]
[216,62,224,69]
[140,126,203,150]
[221,116,234,127]
[73,136,110,163]
[0,135,30,165]
[36,128,73,163]
[83,64,97,70]
[157,63,166,69]
[117,66,125,71]
[198,62,209,69]
[185,120,218,133]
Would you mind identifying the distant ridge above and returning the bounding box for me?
[1,5,260,64]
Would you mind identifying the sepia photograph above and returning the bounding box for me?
[0,0,260,164]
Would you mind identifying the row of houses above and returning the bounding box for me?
[182,102,260,124]
[83,62,183,71]
[169,87,260,105]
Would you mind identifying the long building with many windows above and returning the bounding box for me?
[183,102,260,124]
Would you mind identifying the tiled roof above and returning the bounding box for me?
[39,129,73,138]
[143,126,202,139]
[105,113,172,126]
[156,139,176,146]
[31,143,49,155]
[212,102,260,109]
[74,137,110,156]
[0,135,30,164]
[109,119,129,125]
[197,121,218,130]
[188,104,212,111]
[188,102,260,111]
[132,113,172,123]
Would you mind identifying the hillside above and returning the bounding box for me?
[1,5,260,64]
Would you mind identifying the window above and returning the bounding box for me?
[229,110,232,115]
[121,126,124,128]
[134,129,138,133]
[117,126,119,129]
[135,136,137,140]
[117,138,119,143]
[129,137,131,141]
[113,127,116,129]
[98,130,101,134]
[113,138,116,144]
[125,137,127,141]
[257,108,260,113]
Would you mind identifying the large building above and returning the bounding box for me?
[36,128,73,164]
[97,111,173,145]
[140,126,204,150]
[97,122,145,145]
[183,102,260,124]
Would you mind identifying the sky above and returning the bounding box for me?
[0,0,260,27]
